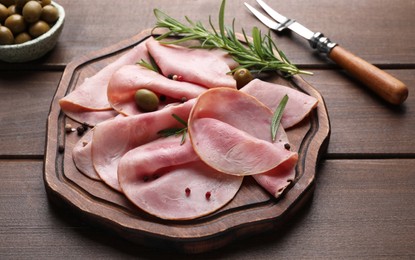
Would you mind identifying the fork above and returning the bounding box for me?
[245,0,408,105]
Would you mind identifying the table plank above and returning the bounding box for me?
[0,0,413,69]
[1,159,414,258]
[0,71,61,157]
[305,69,415,156]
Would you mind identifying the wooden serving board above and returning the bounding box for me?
[44,29,330,254]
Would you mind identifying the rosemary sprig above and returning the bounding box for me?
[157,114,188,145]
[152,0,311,77]
[137,55,160,73]
[271,94,289,142]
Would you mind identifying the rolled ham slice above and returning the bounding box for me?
[118,135,243,220]
[107,65,206,116]
[59,39,150,125]
[91,99,195,191]
[188,88,298,176]
[146,38,237,89]
[241,79,318,129]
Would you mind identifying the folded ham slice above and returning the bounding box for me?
[60,108,119,127]
[188,88,298,176]
[146,38,237,89]
[252,160,296,199]
[59,39,150,125]
[107,65,206,116]
[72,129,100,180]
[118,135,243,220]
[91,100,195,191]
[241,79,318,128]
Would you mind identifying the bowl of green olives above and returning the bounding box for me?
[0,0,65,63]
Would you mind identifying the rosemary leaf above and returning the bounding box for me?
[157,114,188,145]
[271,94,289,142]
[137,59,155,72]
[218,0,226,40]
[172,113,188,127]
[152,0,312,77]
[157,127,184,137]
[137,54,160,73]
[180,128,187,145]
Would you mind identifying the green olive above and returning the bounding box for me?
[28,20,49,37]
[40,4,58,23]
[0,25,14,45]
[7,4,17,15]
[4,14,26,35]
[134,89,160,112]
[22,0,42,23]
[233,68,254,89]
[14,31,31,44]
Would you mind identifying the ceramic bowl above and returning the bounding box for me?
[0,2,65,63]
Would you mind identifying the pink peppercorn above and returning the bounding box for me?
[185,187,191,196]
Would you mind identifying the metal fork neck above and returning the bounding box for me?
[309,32,337,54]
[276,18,296,31]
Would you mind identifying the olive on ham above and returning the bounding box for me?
[107,64,206,116]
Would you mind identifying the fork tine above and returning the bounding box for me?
[256,0,287,24]
[255,0,296,31]
[244,3,281,31]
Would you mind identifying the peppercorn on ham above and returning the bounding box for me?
[107,65,206,116]
[91,100,195,191]
[145,38,237,89]
[241,79,318,128]
[118,135,243,220]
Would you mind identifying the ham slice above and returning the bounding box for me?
[59,39,150,125]
[91,100,195,191]
[241,79,318,128]
[59,108,118,127]
[252,160,296,199]
[118,135,243,220]
[72,129,100,180]
[146,38,237,89]
[188,88,298,176]
[107,65,206,116]
[208,48,239,70]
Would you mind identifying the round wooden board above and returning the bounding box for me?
[44,29,330,254]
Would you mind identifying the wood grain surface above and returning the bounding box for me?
[1,0,414,258]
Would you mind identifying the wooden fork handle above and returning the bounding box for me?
[328,45,408,105]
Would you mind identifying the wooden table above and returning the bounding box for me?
[1,0,414,258]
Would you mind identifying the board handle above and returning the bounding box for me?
[328,45,408,105]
